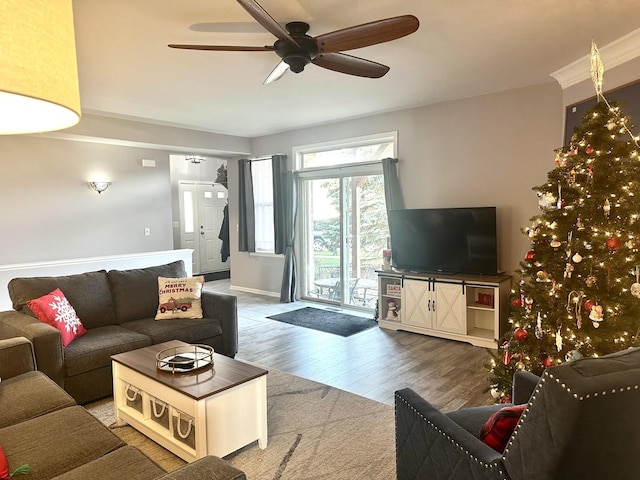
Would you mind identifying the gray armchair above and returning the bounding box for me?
[395,347,640,480]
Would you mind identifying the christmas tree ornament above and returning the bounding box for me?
[576,216,585,230]
[502,349,512,365]
[536,270,550,282]
[550,240,561,251]
[589,304,604,328]
[607,121,617,131]
[557,184,563,210]
[514,327,529,342]
[603,199,611,218]
[490,387,500,399]
[554,151,567,167]
[511,297,523,307]
[525,250,535,261]
[631,266,640,299]
[524,297,534,313]
[564,263,574,278]
[567,168,577,185]
[572,252,583,263]
[500,394,512,404]
[584,299,594,311]
[556,328,563,351]
[515,361,525,370]
[606,236,621,252]
[535,313,543,339]
[585,145,595,155]
[542,356,554,368]
[565,350,584,362]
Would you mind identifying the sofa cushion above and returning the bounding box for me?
[0,371,75,428]
[122,317,222,346]
[8,271,116,329]
[27,289,88,348]
[63,325,151,377]
[107,261,187,324]
[155,276,204,320]
[51,446,164,480]
[0,406,124,480]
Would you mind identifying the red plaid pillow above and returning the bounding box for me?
[479,404,526,452]
[27,288,87,348]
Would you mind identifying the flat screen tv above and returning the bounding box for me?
[388,207,499,275]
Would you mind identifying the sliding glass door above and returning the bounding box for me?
[300,167,388,309]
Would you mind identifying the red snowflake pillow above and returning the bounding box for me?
[27,288,87,347]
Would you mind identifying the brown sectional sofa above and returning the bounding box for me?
[0,337,246,480]
[0,260,238,404]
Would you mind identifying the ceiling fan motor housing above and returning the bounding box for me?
[275,22,318,73]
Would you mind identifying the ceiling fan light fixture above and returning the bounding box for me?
[284,54,311,74]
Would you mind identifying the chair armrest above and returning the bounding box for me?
[0,310,65,386]
[201,291,238,357]
[157,456,245,480]
[512,370,540,405]
[395,388,506,480]
[0,337,36,379]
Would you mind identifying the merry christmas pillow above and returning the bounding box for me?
[27,288,87,348]
[155,276,204,320]
[479,404,526,453]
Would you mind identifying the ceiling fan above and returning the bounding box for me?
[168,0,419,84]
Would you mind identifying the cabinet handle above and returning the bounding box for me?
[427,299,431,311]
[432,300,435,311]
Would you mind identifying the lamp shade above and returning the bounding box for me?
[0,0,81,134]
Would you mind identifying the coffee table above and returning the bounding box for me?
[111,340,268,462]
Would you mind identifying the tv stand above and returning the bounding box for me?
[377,270,511,348]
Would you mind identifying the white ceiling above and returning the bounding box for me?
[72,0,640,138]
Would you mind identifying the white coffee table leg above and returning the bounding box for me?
[257,375,268,449]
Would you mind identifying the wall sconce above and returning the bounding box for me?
[0,1,81,134]
[88,181,112,194]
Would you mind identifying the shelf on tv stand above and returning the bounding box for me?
[376,270,511,349]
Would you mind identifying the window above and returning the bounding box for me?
[251,158,275,253]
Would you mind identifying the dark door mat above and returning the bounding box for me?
[267,307,377,337]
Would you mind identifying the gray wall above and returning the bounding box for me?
[228,82,564,295]
[0,115,250,266]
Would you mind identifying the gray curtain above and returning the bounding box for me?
[271,154,287,255]
[238,159,255,252]
[280,170,297,303]
[382,157,404,213]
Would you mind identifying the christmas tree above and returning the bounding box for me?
[487,99,640,402]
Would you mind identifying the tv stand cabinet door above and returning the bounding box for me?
[402,279,433,328]
[433,282,466,334]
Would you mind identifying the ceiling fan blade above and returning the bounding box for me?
[312,52,389,78]
[315,15,419,53]
[263,61,290,85]
[168,44,274,52]
[236,0,299,46]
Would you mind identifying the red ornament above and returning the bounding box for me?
[606,236,621,252]
[500,394,512,404]
[584,299,594,311]
[511,297,523,308]
[542,356,554,368]
[585,145,594,154]
[525,250,535,261]
[502,350,512,365]
[514,328,529,342]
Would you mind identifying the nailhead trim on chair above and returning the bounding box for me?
[503,370,640,454]
[395,393,509,479]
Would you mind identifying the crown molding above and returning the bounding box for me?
[550,28,640,89]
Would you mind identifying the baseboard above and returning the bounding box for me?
[229,285,280,298]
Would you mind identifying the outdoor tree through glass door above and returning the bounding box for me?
[302,173,387,309]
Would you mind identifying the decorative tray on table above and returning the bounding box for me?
[156,344,214,373]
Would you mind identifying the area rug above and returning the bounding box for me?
[267,307,377,337]
[86,369,395,480]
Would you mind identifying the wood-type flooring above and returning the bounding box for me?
[204,279,496,411]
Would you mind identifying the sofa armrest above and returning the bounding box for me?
[0,310,65,386]
[395,388,506,480]
[157,456,245,480]
[201,291,238,357]
[0,337,36,379]
[512,370,540,405]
